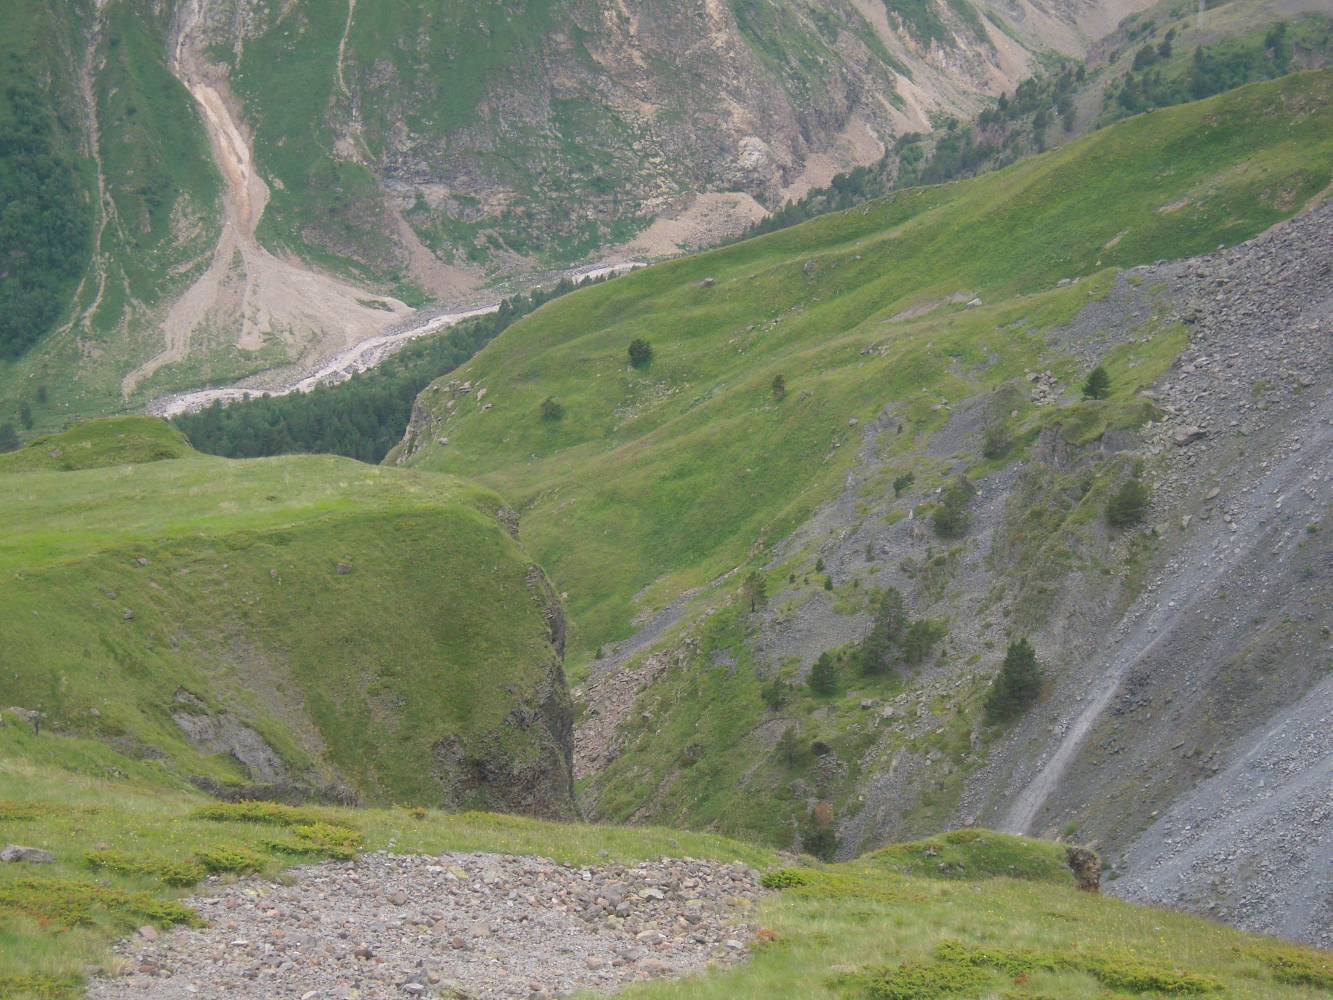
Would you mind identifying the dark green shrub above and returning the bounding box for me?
[982,423,1012,459]
[809,652,838,695]
[1106,478,1150,527]
[771,374,786,400]
[933,477,975,538]
[628,338,653,368]
[1082,365,1110,400]
[893,472,914,497]
[902,619,947,665]
[760,868,813,889]
[761,675,791,710]
[540,396,564,421]
[984,638,1043,723]
[776,726,806,767]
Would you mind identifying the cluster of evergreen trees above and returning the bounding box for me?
[734,17,1314,249]
[173,275,608,463]
[1107,23,1301,118]
[735,65,1086,244]
[0,74,92,358]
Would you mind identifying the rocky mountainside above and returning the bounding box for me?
[394,72,1331,944]
[0,0,1153,428]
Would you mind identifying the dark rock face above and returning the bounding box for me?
[432,566,577,820]
[1066,847,1102,892]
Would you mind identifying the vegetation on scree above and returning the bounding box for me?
[933,477,976,539]
[172,274,613,463]
[1081,364,1110,400]
[1106,20,1328,119]
[1107,476,1151,528]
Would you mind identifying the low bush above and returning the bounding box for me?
[0,877,200,930]
[84,850,206,887]
[1106,478,1150,528]
[1241,944,1333,988]
[195,845,266,874]
[192,802,333,827]
[760,869,813,889]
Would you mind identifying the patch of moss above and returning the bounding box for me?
[760,868,813,889]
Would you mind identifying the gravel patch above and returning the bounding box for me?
[88,853,763,1000]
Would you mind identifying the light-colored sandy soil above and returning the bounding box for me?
[122,0,420,400]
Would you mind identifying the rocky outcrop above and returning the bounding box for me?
[171,689,292,785]
[431,566,577,821]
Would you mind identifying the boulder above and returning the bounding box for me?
[1172,425,1206,447]
[1066,846,1102,892]
[2,844,56,864]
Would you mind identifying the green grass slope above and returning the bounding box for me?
[3,755,1329,998]
[0,418,574,817]
[398,71,1333,661]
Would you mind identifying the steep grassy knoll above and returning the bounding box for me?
[0,418,573,816]
[398,72,1333,663]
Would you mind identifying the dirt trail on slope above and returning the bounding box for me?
[121,0,415,399]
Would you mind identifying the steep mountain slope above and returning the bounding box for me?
[393,73,1332,941]
[0,418,575,817]
[0,0,1153,430]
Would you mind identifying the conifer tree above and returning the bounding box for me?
[984,638,1043,722]
[1082,365,1111,400]
[809,652,838,696]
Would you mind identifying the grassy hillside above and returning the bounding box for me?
[399,71,1333,663]
[0,418,573,816]
[3,752,1330,998]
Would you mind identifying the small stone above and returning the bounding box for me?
[387,891,408,906]
[138,925,160,942]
